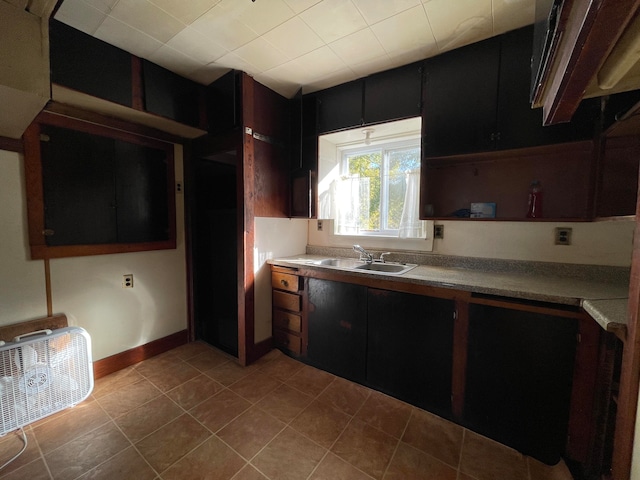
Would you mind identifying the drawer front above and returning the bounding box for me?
[272,272,301,293]
[273,290,301,312]
[274,329,301,355]
[273,309,301,333]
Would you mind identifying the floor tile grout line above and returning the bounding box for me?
[379,403,415,480]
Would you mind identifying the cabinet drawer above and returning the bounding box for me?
[273,309,301,333]
[273,290,301,312]
[272,272,301,293]
[274,329,301,355]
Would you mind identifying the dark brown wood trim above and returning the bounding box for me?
[183,140,196,343]
[93,330,188,379]
[30,240,178,260]
[44,259,52,317]
[541,0,640,125]
[451,300,469,422]
[131,55,144,111]
[612,173,640,480]
[469,296,584,319]
[247,337,274,365]
[0,136,24,153]
[566,315,602,462]
[44,101,187,145]
[23,122,46,250]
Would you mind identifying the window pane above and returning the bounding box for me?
[347,151,381,231]
[387,147,420,230]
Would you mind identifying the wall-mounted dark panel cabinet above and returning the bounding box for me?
[143,60,202,128]
[206,70,242,133]
[317,79,364,134]
[364,61,423,125]
[50,19,132,107]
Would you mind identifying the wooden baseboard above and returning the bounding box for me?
[93,330,189,379]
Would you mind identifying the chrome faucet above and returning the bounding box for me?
[379,252,391,263]
[353,244,373,264]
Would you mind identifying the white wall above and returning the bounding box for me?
[0,146,188,361]
[254,217,308,343]
[309,217,635,267]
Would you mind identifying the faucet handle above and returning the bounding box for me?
[379,252,392,263]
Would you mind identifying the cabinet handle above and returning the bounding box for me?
[280,279,289,287]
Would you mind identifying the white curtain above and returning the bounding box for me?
[398,169,426,238]
[335,175,369,235]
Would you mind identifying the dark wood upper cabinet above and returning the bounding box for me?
[423,35,500,157]
[142,60,203,128]
[49,19,132,107]
[363,61,424,125]
[317,79,364,134]
[206,70,242,134]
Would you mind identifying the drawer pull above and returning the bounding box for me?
[280,279,289,287]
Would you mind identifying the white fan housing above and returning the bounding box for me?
[0,327,93,435]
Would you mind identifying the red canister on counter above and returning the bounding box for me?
[526,180,543,218]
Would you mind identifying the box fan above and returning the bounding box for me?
[0,327,93,437]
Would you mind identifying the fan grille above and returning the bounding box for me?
[0,327,93,435]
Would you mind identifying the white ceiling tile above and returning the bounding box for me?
[305,66,358,93]
[166,27,227,65]
[329,28,387,65]
[371,5,436,54]
[492,0,534,35]
[282,0,322,14]
[262,17,324,59]
[265,46,347,86]
[349,53,392,77]
[423,0,493,51]
[188,63,231,86]
[54,0,107,35]
[234,37,290,72]
[300,0,368,43]
[148,0,220,25]
[215,0,295,36]
[82,0,119,15]
[148,44,204,77]
[109,0,186,43]
[190,4,259,51]
[216,52,260,76]
[254,72,302,98]
[351,0,421,25]
[94,15,163,58]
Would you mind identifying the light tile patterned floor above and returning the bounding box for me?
[0,342,575,480]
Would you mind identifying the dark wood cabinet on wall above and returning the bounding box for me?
[24,113,176,259]
[422,26,599,158]
[50,19,132,107]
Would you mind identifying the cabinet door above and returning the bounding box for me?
[50,19,132,107]
[423,36,500,157]
[364,62,423,124]
[465,304,578,465]
[41,125,117,246]
[307,278,367,383]
[317,80,363,134]
[496,26,598,150]
[367,289,454,418]
[206,70,241,133]
[143,60,202,128]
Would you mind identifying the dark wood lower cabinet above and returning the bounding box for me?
[464,303,579,466]
[367,288,454,418]
[306,278,367,383]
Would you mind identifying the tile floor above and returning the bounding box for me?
[0,342,575,480]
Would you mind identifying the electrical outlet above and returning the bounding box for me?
[317,220,323,231]
[176,181,183,194]
[434,224,444,239]
[122,274,134,288]
[555,227,572,246]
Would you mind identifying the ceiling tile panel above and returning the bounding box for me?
[216,52,261,76]
[349,53,393,77]
[492,0,535,35]
[329,28,388,66]
[165,27,228,65]
[189,63,231,86]
[108,0,186,43]
[148,44,204,77]
[190,4,259,51]
[234,37,291,72]
[94,15,163,58]
[82,0,119,15]
[282,0,323,14]
[299,0,368,43]
[262,16,324,59]
[371,5,437,55]
[351,0,421,25]
[423,0,493,52]
[55,0,107,35]
[149,0,221,25]
[306,66,358,93]
[217,0,295,36]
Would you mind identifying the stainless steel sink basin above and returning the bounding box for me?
[353,262,417,275]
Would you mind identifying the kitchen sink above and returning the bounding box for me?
[353,262,417,275]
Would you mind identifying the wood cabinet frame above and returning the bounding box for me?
[23,110,176,260]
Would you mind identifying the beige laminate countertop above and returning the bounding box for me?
[269,253,629,335]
